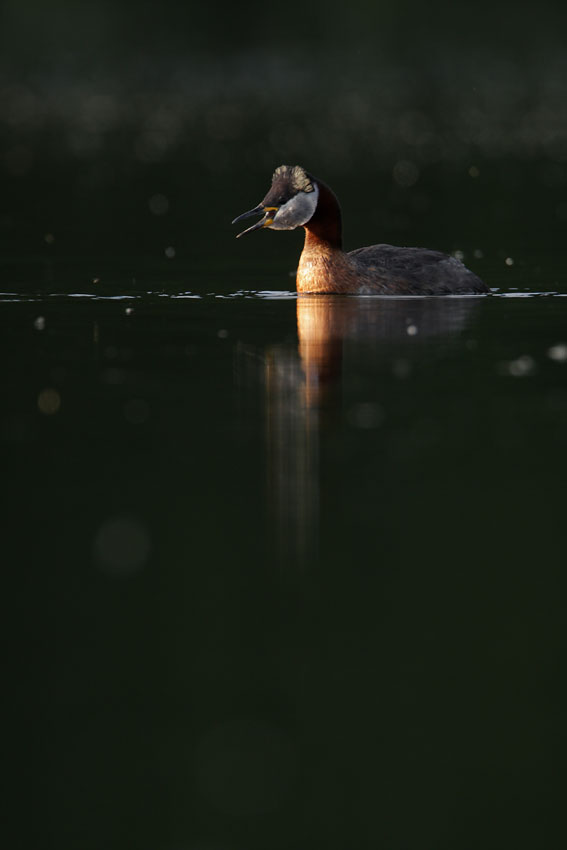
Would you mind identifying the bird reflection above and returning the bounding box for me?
[238,296,479,565]
[296,297,345,409]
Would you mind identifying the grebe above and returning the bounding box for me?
[232,165,488,295]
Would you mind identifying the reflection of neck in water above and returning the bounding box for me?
[297,297,346,408]
[244,296,480,566]
[296,295,480,407]
[265,343,319,566]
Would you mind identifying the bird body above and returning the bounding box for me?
[233,165,488,295]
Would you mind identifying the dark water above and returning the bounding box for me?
[3,255,566,848]
[4,0,567,843]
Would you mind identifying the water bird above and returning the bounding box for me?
[232,165,488,295]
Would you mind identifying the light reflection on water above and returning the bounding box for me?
[4,285,567,850]
[3,289,567,303]
[237,295,482,565]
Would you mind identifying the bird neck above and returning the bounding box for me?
[303,180,343,253]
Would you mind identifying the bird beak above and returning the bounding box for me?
[232,205,278,238]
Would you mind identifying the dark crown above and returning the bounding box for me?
[272,165,314,194]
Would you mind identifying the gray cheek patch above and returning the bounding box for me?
[268,185,319,230]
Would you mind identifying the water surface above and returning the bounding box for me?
[3,262,566,849]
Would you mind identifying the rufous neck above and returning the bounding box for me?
[303,180,343,251]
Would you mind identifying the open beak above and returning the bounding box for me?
[232,205,278,238]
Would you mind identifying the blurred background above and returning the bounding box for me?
[4,5,567,850]
[2,0,567,274]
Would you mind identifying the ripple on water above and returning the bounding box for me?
[2,289,567,302]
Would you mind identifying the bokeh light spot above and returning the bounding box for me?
[37,388,61,415]
[148,193,169,215]
[499,355,536,377]
[392,358,411,378]
[547,344,567,362]
[348,402,384,429]
[93,516,150,576]
[392,159,419,187]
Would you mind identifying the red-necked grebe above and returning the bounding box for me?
[232,165,488,295]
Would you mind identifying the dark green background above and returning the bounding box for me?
[3,4,567,849]
[2,0,567,266]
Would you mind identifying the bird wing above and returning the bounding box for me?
[347,244,486,294]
